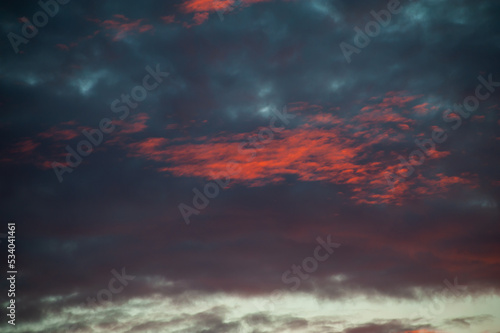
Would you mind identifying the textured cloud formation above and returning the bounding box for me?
[125,95,477,205]
[0,0,499,332]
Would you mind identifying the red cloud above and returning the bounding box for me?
[161,15,176,24]
[100,15,154,41]
[180,0,236,13]
[126,94,471,205]
[356,92,421,125]
[38,128,80,141]
[178,0,274,27]
[193,12,210,25]
[10,138,40,154]
[413,102,430,114]
[112,113,150,135]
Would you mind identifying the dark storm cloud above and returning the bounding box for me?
[1,0,499,332]
[444,315,494,328]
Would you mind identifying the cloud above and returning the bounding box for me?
[98,14,154,41]
[126,95,475,205]
[0,0,499,332]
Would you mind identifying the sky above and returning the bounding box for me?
[0,0,500,332]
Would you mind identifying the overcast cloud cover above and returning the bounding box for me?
[0,0,500,332]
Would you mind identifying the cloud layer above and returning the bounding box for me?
[1,0,499,332]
